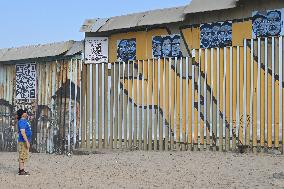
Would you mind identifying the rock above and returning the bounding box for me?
[273,172,284,179]
[272,150,282,156]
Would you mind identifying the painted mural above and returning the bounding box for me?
[152,34,182,58]
[16,64,36,100]
[252,9,284,38]
[85,37,108,63]
[200,21,232,49]
[117,39,136,62]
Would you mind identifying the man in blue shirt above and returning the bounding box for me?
[17,109,32,175]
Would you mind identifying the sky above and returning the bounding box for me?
[0,0,189,48]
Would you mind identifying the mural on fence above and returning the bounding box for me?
[117,38,136,62]
[0,61,81,153]
[200,21,232,49]
[85,37,108,63]
[152,34,182,58]
[16,64,36,99]
[0,103,16,152]
[252,9,284,38]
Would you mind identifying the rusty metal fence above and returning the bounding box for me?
[0,59,83,153]
[1,37,283,154]
[80,37,284,153]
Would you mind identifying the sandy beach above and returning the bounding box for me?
[0,150,284,189]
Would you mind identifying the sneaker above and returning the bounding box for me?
[18,170,30,175]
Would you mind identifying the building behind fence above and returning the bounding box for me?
[80,0,284,153]
[0,40,83,153]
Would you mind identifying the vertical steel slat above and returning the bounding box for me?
[120,62,124,148]
[250,39,255,149]
[216,48,220,148]
[68,60,73,152]
[173,58,177,149]
[236,47,240,146]
[192,63,195,149]
[153,59,158,150]
[229,47,234,150]
[147,59,150,150]
[265,38,268,144]
[137,61,141,148]
[133,60,140,147]
[257,38,261,144]
[186,57,189,150]
[163,58,167,150]
[198,49,202,149]
[179,58,183,150]
[210,48,214,149]
[243,40,248,145]
[158,58,162,150]
[279,36,283,153]
[131,61,135,147]
[169,58,173,150]
[141,60,145,149]
[272,37,275,148]
[117,62,121,148]
[127,61,131,147]
[202,49,206,150]
[223,47,227,151]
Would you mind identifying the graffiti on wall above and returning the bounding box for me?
[200,21,232,49]
[252,9,284,38]
[117,39,136,62]
[152,34,182,58]
[85,37,108,63]
[16,64,36,100]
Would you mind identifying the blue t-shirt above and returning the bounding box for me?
[18,119,32,142]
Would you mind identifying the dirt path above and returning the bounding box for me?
[0,150,284,189]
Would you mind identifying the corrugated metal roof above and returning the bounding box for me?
[184,0,238,14]
[0,48,9,59]
[0,40,83,62]
[136,6,186,26]
[82,6,186,33]
[80,18,109,32]
[65,41,84,56]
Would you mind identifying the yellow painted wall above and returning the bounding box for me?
[181,27,200,50]
[232,21,253,46]
[108,29,168,62]
[106,20,284,150]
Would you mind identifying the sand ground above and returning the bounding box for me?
[0,150,284,189]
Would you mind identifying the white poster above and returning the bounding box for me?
[85,37,108,63]
[16,64,37,100]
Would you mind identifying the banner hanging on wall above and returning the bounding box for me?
[200,21,232,49]
[117,38,136,62]
[252,8,284,38]
[16,63,37,100]
[152,34,182,58]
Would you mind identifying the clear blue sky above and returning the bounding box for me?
[0,0,189,48]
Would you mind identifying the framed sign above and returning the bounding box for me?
[85,37,108,63]
[16,64,37,100]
